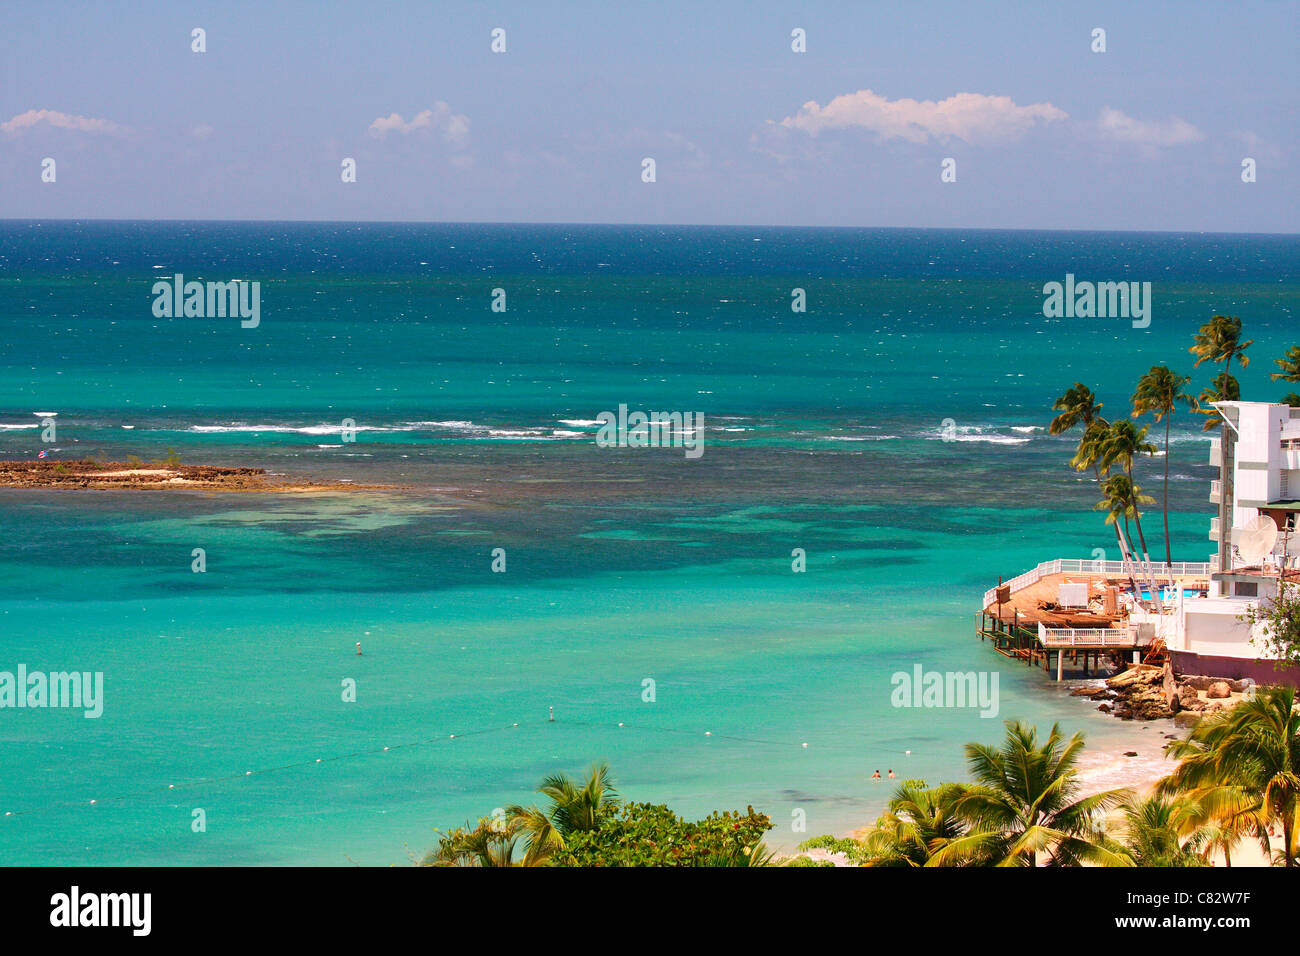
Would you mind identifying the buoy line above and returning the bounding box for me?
[1,713,820,820]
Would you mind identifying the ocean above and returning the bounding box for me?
[1,221,1297,864]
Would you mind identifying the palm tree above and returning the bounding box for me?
[855,780,973,866]
[1190,314,1252,428]
[933,722,1131,867]
[1270,345,1300,407]
[1099,420,1161,597]
[506,762,620,865]
[1051,385,1141,588]
[1179,787,1268,868]
[1195,372,1243,431]
[1132,366,1194,565]
[1050,383,1107,438]
[1094,474,1154,594]
[421,815,530,867]
[1115,793,1207,867]
[1190,314,1253,378]
[1096,473,1156,560]
[1162,685,1300,867]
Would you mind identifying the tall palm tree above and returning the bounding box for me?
[1132,366,1194,565]
[1095,474,1154,597]
[1051,385,1141,588]
[1099,420,1161,595]
[1050,383,1107,438]
[1162,685,1300,867]
[1270,345,1300,407]
[855,781,972,867]
[506,762,620,865]
[1190,314,1252,428]
[1190,314,1253,378]
[933,722,1131,867]
[1195,372,1243,431]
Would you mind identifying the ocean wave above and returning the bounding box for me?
[0,423,39,430]
[921,425,1032,445]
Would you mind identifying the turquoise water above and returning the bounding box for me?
[1,222,1297,865]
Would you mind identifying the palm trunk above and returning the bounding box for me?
[1127,465,1161,601]
[1163,415,1173,566]
[1286,811,1295,867]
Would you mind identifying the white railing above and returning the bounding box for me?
[1037,623,1138,647]
[1209,437,1222,467]
[982,558,1213,608]
[1209,479,1221,503]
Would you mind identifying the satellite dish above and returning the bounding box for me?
[1237,515,1278,566]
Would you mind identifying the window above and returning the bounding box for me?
[1234,581,1259,597]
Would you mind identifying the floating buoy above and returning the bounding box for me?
[802,742,808,748]
[383,746,390,751]
[89,800,96,805]
[449,734,455,739]
[168,784,175,790]
[618,722,624,727]
[705,731,712,736]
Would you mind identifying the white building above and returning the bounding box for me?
[1159,401,1300,682]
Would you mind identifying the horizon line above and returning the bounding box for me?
[3,217,1298,239]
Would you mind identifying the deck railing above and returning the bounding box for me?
[1036,623,1139,647]
[982,558,1213,609]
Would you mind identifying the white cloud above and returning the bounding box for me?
[1097,107,1203,147]
[191,124,214,141]
[776,89,1067,144]
[367,101,469,146]
[0,108,129,136]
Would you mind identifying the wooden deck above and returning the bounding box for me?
[983,571,1126,627]
[977,568,1209,679]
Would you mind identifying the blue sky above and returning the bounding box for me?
[1,0,1296,231]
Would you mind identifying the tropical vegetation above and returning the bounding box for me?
[801,698,1298,867]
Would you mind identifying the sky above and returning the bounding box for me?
[1,0,1296,231]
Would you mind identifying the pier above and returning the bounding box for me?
[977,558,1212,680]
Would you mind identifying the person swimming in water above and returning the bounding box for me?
[888,769,896,778]
[871,770,881,780]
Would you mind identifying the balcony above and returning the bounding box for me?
[1209,437,1222,467]
[1209,479,1221,504]
[1209,516,1221,542]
